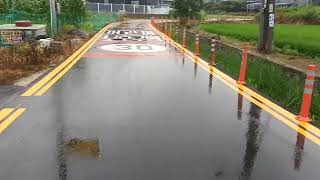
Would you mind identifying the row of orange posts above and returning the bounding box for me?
[151,17,317,123]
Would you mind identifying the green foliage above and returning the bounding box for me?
[59,0,88,27]
[205,1,247,14]
[14,0,49,14]
[0,0,9,14]
[61,24,76,34]
[200,23,320,58]
[171,0,203,19]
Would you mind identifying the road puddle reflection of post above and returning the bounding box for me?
[239,103,263,180]
[237,92,244,120]
[194,62,198,80]
[294,127,305,171]
[182,56,185,66]
[208,73,213,94]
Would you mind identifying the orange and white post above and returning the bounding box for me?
[296,65,317,122]
[195,33,200,56]
[182,27,187,48]
[210,39,216,66]
[237,46,249,85]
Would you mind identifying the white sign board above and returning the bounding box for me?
[269,14,275,28]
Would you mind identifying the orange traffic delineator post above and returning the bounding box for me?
[296,65,317,122]
[210,39,216,66]
[182,27,187,48]
[195,33,200,56]
[175,26,178,42]
[237,46,249,85]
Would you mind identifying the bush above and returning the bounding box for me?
[61,24,76,34]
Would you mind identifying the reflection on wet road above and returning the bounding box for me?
[0,20,320,180]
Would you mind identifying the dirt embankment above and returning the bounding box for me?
[0,34,88,85]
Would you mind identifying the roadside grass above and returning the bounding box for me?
[170,26,320,125]
[200,23,320,58]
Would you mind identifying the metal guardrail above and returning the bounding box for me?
[86,3,171,15]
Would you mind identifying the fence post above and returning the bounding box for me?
[182,27,186,48]
[164,19,168,35]
[144,5,146,14]
[123,4,125,11]
[110,3,113,13]
[195,33,200,56]
[168,23,172,38]
[97,2,100,13]
[175,26,178,42]
[210,39,216,66]
[296,65,317,122]
[237,46,249,85]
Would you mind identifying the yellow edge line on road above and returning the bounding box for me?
[0,108,26,134]
[149,23,320,141]
[21,23,113,97]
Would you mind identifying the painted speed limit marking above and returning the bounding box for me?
[100,44,166,53]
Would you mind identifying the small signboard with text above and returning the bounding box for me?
[1,31,24,44]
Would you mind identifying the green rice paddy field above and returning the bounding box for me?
[200,23,320,58]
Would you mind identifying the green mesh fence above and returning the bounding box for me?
[0,10,118,35]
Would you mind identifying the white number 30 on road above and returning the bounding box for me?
[100,44,166,53]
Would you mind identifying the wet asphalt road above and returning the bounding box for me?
[1,20,320,180]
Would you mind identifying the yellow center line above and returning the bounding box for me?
[0,108,15,123]
[0,108,26,134]
[21,23,113,97]
[34,24,113,96]
[149,23,320,143]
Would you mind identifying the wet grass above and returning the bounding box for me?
[200,23,320,58]
[169,26,320,125]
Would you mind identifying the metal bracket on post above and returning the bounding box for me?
[134,4,136,14]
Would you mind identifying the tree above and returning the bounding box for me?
[171,0,203,20]
[59,0,87,26]
[0,0,9,14]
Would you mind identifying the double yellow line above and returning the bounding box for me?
[21,23,113,97]
[0,107,26,134]
[150,23,320,146]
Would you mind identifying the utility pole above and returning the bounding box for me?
[50,0,58,37]
[257,0,275,53]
